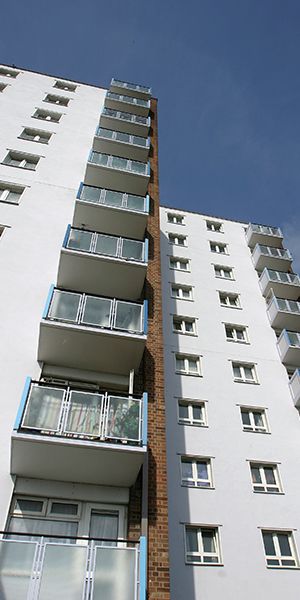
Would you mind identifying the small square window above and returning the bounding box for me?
[250,463,282,494]
[2,151,40,171]
[167,212,184,225]
[171,284,193,300]
[225,324,248,343]
[168,233,187,246]
[181,457,212,488]
[19,128,51,144]
[173,316,197,335]
[178,400,207,426]
[206,220,223,232]
[169,257,190,271]
[210,242,228,254]
[219,292,241,308]
[0,83,7,92]
[0,183,24,205]
[44,94,69,107]
[214,265,234,279]
[240,407,268,433]
[232,362,258,383]
[33,109,62,123]
[185,526,221,564]
[0,67,19,78]
[175,353,201,376]
[262,531,299,568]
[54,80,77,92]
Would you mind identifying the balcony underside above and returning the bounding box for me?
[278,343,300,367]
[260,279,300,300]
[84,162,149,196]
[105,97,149,117]
[57,250,146,300]
[267,306,300,330]
[253,254,292,272]
[110,80,151,99]
[290,371,300,407]
[246,230,283,248]
[11,433,145,485]
[92,135,149,162]
[38,320,146,374]
[100,113,149,137]
[73,200,148,239]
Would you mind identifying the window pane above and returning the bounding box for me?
[233,365,241,378]
[176,357,185,371]
[179,404,189,420]
[49,291,80,322]
[186,529,198,553]
[278,534,292,557]
[253,412,264,427]
[50,503,78,515]
[22,385,64,431]
[251,466,262,484]
[182,460,193,480]
[244,367,254,380]
[202,530,216,553]
[82,297,111,328]
[264,467,276,485]
[197,462,208,481]
[188,359,198,373]
[89,511,118,546]
[182,288,190,298]
[67,230,92,252]
[193,405,203,421]
[15,499,44,513]
[263,532,276,556]
[241,410,251,426]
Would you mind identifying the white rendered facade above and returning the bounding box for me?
[160,206,300,599]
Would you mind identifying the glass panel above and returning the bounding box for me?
[89,511,118,546]
[181,460,193,480]
[179,403,189,420]
[67,229,92,252]
[38,544,87,600]
[22,385,64,431]
[253,411,264,427]
[277,298,288,310]
[98,128,114,139]
[264,467,276,485]
[114,302,142,332]
[48,290,81,323]
[263,532,276,556]
[288,300,299,312]
[95,234,118,257]
[193,405,203,421]
[0,540,36,600]
[126,194,145,211]
[251,466,262,484]
[197,462,209,481]
[132,135,147,147]
[90,152,109,166]
[111,156,128,170]
[278,534,292,557]
[287,332,300,347]
[121,239,144,261]
[6,190,21,204]
[241,410,251,426]
[65,391,103,436]
[16,499,44,513]
[116,131,130,143]
[103,190,122,208]
[8,517,78,543]
[131,160,146,174]
[50,503,78,516]
[186,529,198,553]
[106,396,140,441]
[93,547,136,600]
[135,115,148,124]
[202,530,216,553]
[80,185,102,204]
[81,297,112,328]
[119,112,132,122]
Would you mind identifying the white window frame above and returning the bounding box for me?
[210,241,228,254]
[224,324,248,343]
[240,407,269,433]
[19,128,51,144]
[0,184,24,205]
[181,457,213,488]
[3,151,40,170]
[214,265,234,279]
[167,212,185,225]
[169,257,190,271]
[33,109,62,123]
[0,82,7,92]
[232,362,258,383]
[175,353,201,376]
[170,284,193,301]
[261,530,299,568]
[206,220,223,232]
[185,526,222,565]
[0,67,19,78]
[250,463,282,494]
[44,94,69,107]
[173,316,197,336]
[219,292,241,308]
[178,399,207,427]
[54,80,77,92]
[168,233,187,246]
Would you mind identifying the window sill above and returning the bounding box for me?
[0,199,19,206]
[215,275,235,281]
[182,484,215,490]
[185,561,224,567]
[176,372,202,377]
[226,339,249,345]
[18,137,49,144]
[253,490,284,495]
[171,296,194,302]
[170,268,191,273]
[32,116,61,123]
[173,331,198,337]
[1,163,37,172]
[234,379,259,385]
[266,565,300,570]
[243,429,270,435]
[179,422,208,428]
[220,304,242,309]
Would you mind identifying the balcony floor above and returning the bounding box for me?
[73,200,148,239]
[92,135,149,162]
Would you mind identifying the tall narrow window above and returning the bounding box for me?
[250,463,282,493]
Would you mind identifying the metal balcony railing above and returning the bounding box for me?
[15,379,147,445]
[89,151,150,176]
[0,532,146,600]
[249,224,282,236]
[267,296,300,315]
[63,226,147,263]
[253,244,291,259]
[106,91,150,108]
[261,268,300,285]
[96,127,150,149]
[77,184,149,213]
[102,107,150,126]
[111,78,151,94]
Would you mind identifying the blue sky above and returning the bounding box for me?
[1,1,300,262]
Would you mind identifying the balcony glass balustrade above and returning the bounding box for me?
[0,534,144,600]
[259,268,300,298]
[267,295,300,329]
[93,128,150,161]
[102,107,149,126]
[246,223,283,248]
[89,151,149,175]
[100,108,151,137]
[251,224,281,236]
[111,77,151,95]
[277,329,300,366]
[79,184,148,212]
[252,244,292,271]
[85,152,150,195]
[106,91,149,108]
[290,369,300,407]
[96,127,149,148]
[65,227,146,262]
[255,245,290,259]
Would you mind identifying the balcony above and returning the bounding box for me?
[266,295,300,330]
[38,288,147,374]
[246,223,283,248]
[252,244,292,271]
[0,535,146,600]
[259,268,300,299]
[73,184,149,239]
[11,378,147,485]
[105,91,150,117]
[93,127,150,162]
[84,151,150,196]
[57,226,148,300]
[277,330,300,366]
[110,77,151,99]
[100,107,150,137]
[290,369,300,407]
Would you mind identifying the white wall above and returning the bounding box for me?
[160,206,300,600]
[0,67,106,527]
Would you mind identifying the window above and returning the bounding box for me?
[0,83,7,92]
[225,324,248,343]
[181,457,212,488]
[2,151,40,171]
[219,292,241,308]
[250,463,282,493]
[54,80,77,92]
[170,257,190,271]
[214,265,234,279]
[19,128,51,144]
[178,400,207,426]
[0,226,5,237]
[168,233,187,246]
[175,353,201,376]
[262,531,299,568]
[167,212,184,225]
[210,242,228,254]
[32,109,61,123]
[173,316,196,335]
[206,220,223,232]
[232,362,257,383]
[171,284,193,300]
[44,94,69,107]
[0,183,24,204]
[185,526,221,564]
[0,67,19,78]
[240,407,268,433]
